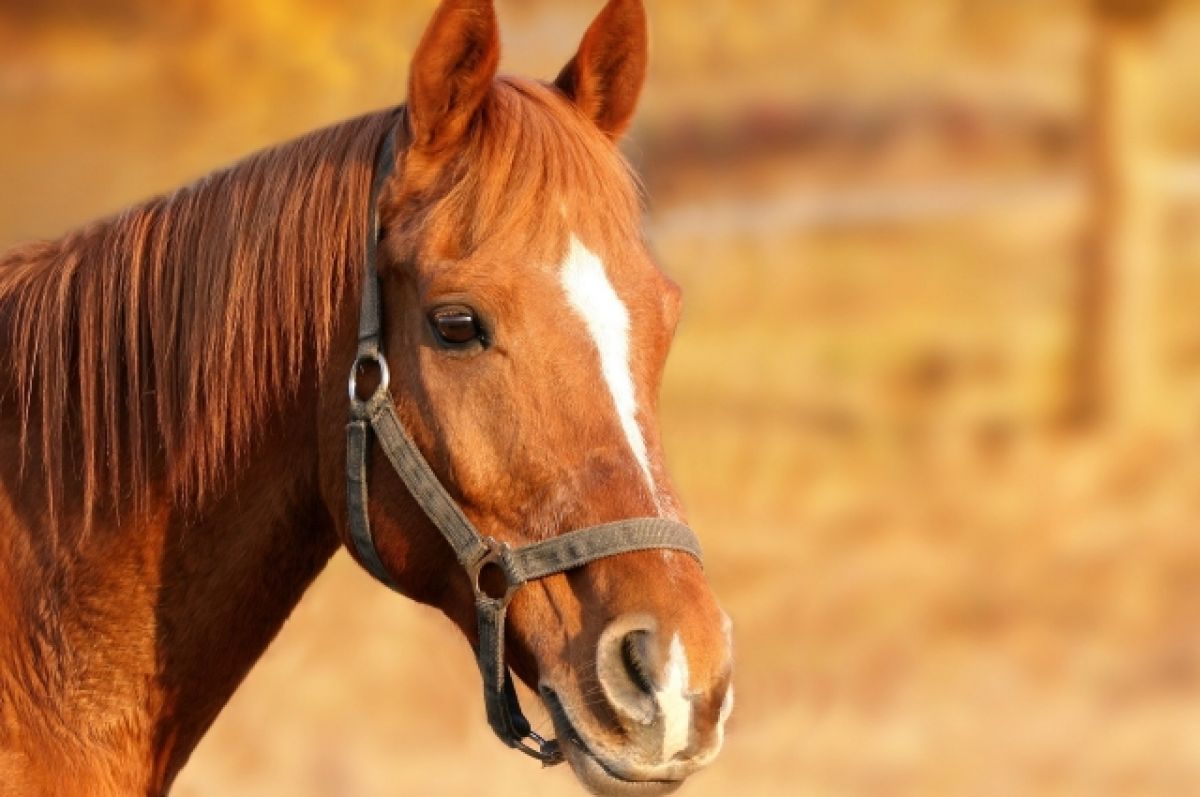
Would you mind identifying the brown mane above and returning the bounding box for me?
[0,109,396,528]
[0,77,641,532]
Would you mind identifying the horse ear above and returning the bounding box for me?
[554,0,648,139]
[407,0,500,153]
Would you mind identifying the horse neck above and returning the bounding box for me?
[0,338,340,794]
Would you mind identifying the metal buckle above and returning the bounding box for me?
[348,351,391,404]
[469,537,521,607]
[513,730,564,766]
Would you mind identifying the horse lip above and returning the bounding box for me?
[539,685,685,790]
[540,686,593,754]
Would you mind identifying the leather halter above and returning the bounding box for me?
[345,119,703,764]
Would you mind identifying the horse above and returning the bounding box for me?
[0,1,733,794]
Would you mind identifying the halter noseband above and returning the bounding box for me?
[345,120,702,764]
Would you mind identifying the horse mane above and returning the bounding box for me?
[0,76,643,532]
[0,109,397,527]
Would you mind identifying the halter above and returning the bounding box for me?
[345,119,702,764]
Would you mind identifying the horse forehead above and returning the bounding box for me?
[549,223,659,296]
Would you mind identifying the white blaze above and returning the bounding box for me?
[561,236,696,760]
[656,633,693,759]
[559,235,658,504]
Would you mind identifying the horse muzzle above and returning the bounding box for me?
[538,612,734,796]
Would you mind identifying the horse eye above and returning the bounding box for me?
[430,306,482,346]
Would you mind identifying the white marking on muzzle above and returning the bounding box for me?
[656,633,692,760]
[560,235,660,507]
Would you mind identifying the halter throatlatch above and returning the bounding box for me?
[345,120,703,765]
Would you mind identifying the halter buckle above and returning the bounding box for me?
[469,537,521,607]
[513,730,564,766]
[348,351,391,405]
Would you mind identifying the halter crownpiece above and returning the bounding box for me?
[345,118,703,764]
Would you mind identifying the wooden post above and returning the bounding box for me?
[1076,0,1167,429]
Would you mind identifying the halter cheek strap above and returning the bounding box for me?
[345,120,702,765]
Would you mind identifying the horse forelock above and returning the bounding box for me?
[389,77,644,264]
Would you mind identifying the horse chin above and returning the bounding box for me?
[541,688,684,797]
[559,739,684,797]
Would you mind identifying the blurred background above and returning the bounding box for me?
[5,0,1200,794]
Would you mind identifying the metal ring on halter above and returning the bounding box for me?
[348,352,391,404]
[469,537,522,606]
[515,731,562,765]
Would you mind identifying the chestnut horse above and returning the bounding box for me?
[0,1,732,794]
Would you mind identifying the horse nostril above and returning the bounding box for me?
[621,630,657,696]
[597,617,660,725]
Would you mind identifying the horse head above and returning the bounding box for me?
[316,2,734,793]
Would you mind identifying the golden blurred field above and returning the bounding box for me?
[6,1,1200,795]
